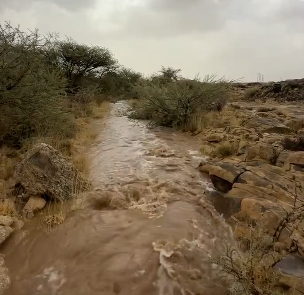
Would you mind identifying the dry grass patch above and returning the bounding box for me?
[200,141,239,158]
[20,101,110,176]
[0,199,18,217]
[38,200,68,233]
[188,107,244,132]
[91,101,111,119]
[212,141,239,158]
[70,102,110,174]
[286,119,304,133]
[0,147,21,182]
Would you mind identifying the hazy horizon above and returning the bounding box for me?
[1,0,303,82]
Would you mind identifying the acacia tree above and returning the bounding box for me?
[48,38,117,89]
[159,66,181,81]
[98,66,142,96]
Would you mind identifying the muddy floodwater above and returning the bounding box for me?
[2,102,232,295]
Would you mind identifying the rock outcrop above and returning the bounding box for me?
[199,102,304,293]
[11,143,91,202]
[234,78,304,102]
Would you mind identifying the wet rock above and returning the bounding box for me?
[298,129,304,137]
[228,181,294,205]
[244,165,297,198]
[275,255,304,294]
[0,216,14,227]
[206,190,242,220]
[276,150,292,167]
[236,170,272,188]
[206,134,223,143]
[209,175,233,193]
[284,151,304,171]
[22,196,47,219]
[13,143,91,201]
[234,198,286,235]
[200,162,245,193]
[245,116,292,134]
[0,225,13,245]
[257,106,275,112]
[245,142,280,164]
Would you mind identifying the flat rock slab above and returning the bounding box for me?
[276,255,304,278]
[245,117,292,134]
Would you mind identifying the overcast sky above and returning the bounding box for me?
[1,0,303,81]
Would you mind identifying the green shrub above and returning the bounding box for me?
[0,22,76,148]
[130,75,231,127]
[244,87,261,100]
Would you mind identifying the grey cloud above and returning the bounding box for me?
[0,0,96,11]
[0,0,304,81]
[272,0,304,20]
[109,0,240,37]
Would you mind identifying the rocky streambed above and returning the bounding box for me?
[1,101,304,294]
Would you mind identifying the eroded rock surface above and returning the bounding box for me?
[199,103,304,294]
[12,143,91,202]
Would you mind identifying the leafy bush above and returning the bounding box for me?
[213,198,304,295]
[99,67,142,98]
[0,22,77,148]
[130,75,231,127]
[212,220,282,295]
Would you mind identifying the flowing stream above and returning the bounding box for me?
[2,102,232,295]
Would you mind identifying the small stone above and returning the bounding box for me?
[0,216,14,227]
[206,134,223,143]
[23,196,46,214]
[274,242,285,253]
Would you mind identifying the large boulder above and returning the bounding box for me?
[205,190,242,220]
[13,143,91,201]
[245,142,281,164]
[284,151,304,171]
[199,162,245,193]
[234,198,287,235]
[276,150,292,167]
[275,255,304,294]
